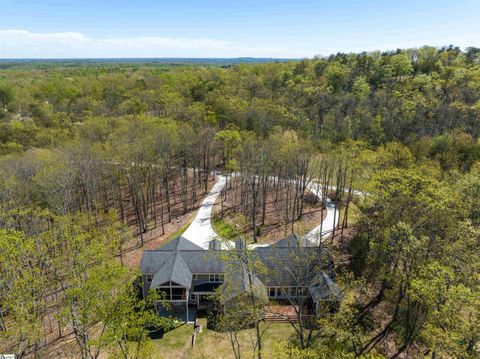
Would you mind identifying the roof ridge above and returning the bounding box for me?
[164,255,175,283]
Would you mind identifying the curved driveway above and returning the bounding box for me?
[180,175,340,249]
[180,175,227,249]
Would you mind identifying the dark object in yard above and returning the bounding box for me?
[147,325,165,339]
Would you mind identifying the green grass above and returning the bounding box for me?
[335,200,363,230]
[155,323,193,350]
[212,215,239,240]
[165,221,193,243]
[343,201,362,226]
[151,319,296,359]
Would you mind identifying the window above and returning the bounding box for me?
[190,292,196,301]
[158,287,186,301]
[171,287,186,300]
[268,287,276,298]
[289,287,297,296]
[192,274,198,280]
[280,287,297,297]
[209,274,224,282]
[145,274,153,283]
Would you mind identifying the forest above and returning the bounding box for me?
[0,46,480,358]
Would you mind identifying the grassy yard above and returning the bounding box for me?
[338,201,363,227]
[212,215,239,240]
[151,319,296,359]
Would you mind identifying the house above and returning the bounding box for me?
[140,234,341,322]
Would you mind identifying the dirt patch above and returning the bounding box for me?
[212,178,325,244]
[121,177,216,268]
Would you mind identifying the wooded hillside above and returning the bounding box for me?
[0,47,479,358]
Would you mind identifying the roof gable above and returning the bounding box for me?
[160,236,205,251]
[308,271,342,302]
[151,253,192,289]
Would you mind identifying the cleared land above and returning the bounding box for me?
[212,178,325,244]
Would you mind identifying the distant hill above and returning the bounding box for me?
[0,57,300,69]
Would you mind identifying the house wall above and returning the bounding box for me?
[192,273,224,286]
[142,273,316,310]
[142,274,153,299]
[142,275,189,302]
[266,286,309,299]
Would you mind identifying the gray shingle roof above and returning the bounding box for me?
[220,265,268,304]
[141,248,224,275]
[160,236,205,251]
[273,234,315,248]
[254,245,334,287]
[308,271,342,302]
[141,236,339,304]
[272,234,299,248]
[151,252,193,288]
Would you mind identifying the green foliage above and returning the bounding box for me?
[103,288,175,359]
[390,54,414,77]
[270,341,320,359]
[352,76,370,100]
[1,47,479,152]
[0,212,173,359]
[351,165,480,357]
[429,132,480,171]
[408,221,480,358]
[212,215,239,240]
[0,229,46,355]
[0,80,14,117]
[323,62,350,92]
[349,232,370,277]
[0,49,479,358]
[456,162,480,225]
[215,125,242,165]
[374,142,415,170]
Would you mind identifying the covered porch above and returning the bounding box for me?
[157,303,198,324]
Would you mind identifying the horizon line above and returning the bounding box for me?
[0,57,302,60]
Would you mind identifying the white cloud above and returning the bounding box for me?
[0,29,90,42]
[0,29,306,58]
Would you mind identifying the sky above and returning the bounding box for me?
[0,0,479,58]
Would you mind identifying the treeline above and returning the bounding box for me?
[0,116,359,246]
[217,127,359,242]
[0,116,218,248]
[1,46,480,155]
[334,150,480,358]
[0,211,173,359]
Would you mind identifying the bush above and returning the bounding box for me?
[349,232,370,277]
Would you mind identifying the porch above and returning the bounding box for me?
[157,303,198,324]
